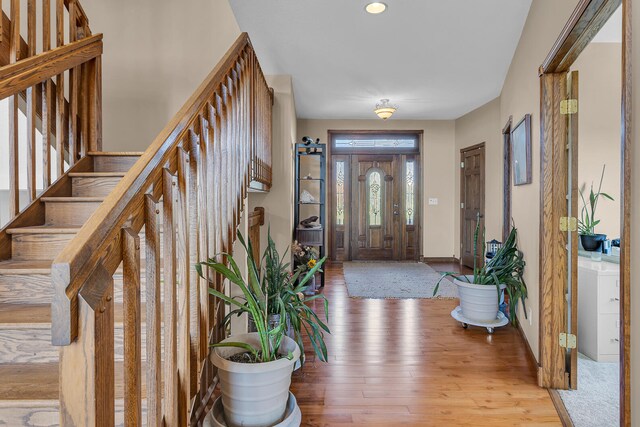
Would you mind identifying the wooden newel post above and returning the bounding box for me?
[59,263,115,426]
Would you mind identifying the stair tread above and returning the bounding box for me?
[41,196,104,202]
[88,151,144,156]
[0,260,51,274]
[69,171,127,177]
[6,225,82,235]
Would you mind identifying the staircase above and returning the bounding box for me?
[0,152,142,425]
[1,1,273,425]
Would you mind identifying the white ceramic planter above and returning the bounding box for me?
[454,277,506,322]
[210,332,301,427]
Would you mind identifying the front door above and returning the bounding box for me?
[460,144,485,268]
[351,155,398,260]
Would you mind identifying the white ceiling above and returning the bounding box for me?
[229,0,533,120]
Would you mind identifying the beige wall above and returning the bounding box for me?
[249,75,297,256]
[631,2,639,424]
[498,0,579,360]
[454,97,502,255]
[457,15,621,362]
[572,43,622,239]
[81,0,241,152]
[296,119,457,259]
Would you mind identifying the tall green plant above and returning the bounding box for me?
[196,230,330,363]
[432,214,528,326]
[260,231,330,362]
[578,164,614,236]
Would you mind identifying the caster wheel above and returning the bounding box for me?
[461,323,468,329]
[487,327,494,334]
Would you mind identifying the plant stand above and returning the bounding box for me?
[294,142,326,288]
[451,306,508,334]
[205,392,301,427]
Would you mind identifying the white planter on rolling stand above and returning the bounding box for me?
[451,278,508,334]
[209,332,301,427]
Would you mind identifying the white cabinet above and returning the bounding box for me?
[577,258,620,362]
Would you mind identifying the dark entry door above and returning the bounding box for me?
[351,155,399,260]
[460,144,485,268]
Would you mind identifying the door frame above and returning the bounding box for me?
[538,1,631,425]
[327,130,423,262]
[459,142,486,269]
[502,116,513,242]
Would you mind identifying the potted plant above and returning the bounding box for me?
[292,240,320,295]
[433,215,528,326]
[197,230,329,427]
[579,165,614,251]
[263,233,329,363]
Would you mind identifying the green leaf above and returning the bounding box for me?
[208,287,245,309]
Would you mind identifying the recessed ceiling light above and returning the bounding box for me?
[365,2,387,14]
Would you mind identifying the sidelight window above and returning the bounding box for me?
[406,161,415,225]
[336,161,345,225]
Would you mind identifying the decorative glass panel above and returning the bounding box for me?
[405,161,415,225]
[336,161,345,225]
[368,170,382,226]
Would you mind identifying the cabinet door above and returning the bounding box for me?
[597,313,620,359]
[598,276,620,314]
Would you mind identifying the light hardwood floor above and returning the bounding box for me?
[290,263,561,426]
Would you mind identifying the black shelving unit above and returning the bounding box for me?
[294,142,326,288]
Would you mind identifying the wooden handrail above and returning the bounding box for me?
[0,0,100,223]
[52,32,273,425]
[51,32,251,344]
[0,34,102,99]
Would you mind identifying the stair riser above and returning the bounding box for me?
[72,176,122,197]
[11,234,76,261]
[0,275,52,304]
[92,156,139,172]
[0,325,162,364]
[10,232,158,262]
[0,273,159,305]
[45,201,102,227]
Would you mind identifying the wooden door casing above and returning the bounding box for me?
[460,144,485,269]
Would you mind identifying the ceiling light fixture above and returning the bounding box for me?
[374,99,397,120]
[365,2,387,14]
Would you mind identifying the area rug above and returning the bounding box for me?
[343,261,458,299]
[558,353,619,427]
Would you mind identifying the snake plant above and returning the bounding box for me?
[578,164,614,236]
[196,229,330,363]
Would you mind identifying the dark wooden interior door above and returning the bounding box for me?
[460,144,485,268]
[351,155,399,260]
